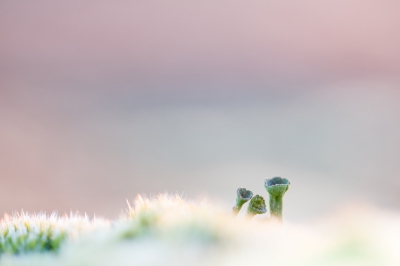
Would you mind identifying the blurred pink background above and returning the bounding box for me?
[1,0,399,221]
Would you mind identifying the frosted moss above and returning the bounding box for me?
[0,213,107,255]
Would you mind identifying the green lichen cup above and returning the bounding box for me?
[233,188,253,215]
[247,195,266,218]
[264,177,290,221]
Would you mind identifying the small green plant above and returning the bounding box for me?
[232,188,253,215]
[233,177,291,221]
[264,177,290,221]
[247,195,267,218]
[0,213,107,255]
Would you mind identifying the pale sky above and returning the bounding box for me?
[1,0,400,221]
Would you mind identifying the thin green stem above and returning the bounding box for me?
[233,199,246,214]
[269,195,283,220]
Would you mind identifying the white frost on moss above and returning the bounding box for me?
[0,212,109,255]
[0,195,400,266]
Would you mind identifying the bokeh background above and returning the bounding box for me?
[1,0,399,221]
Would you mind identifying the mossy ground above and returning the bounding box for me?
[1,195,399,266]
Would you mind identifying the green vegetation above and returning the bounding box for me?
[1,182,397,266]
[234,176,291,221]
[247,195,267,217]
[0,213,107,255]
[264,177,291,221]
[232,188,253,215]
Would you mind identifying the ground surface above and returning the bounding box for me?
[1,194,399,266]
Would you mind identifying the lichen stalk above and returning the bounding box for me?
[264,177,290,221]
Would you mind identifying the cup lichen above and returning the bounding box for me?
[264,177,290,221]
[246,195,267,218]
[232,188,253,215]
